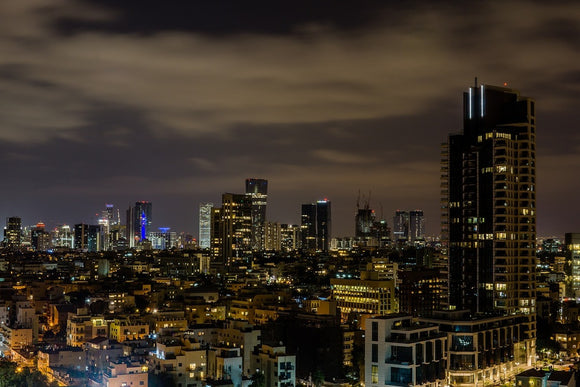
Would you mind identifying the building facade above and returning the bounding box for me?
[365,315,447,386]
[199,203,213,249]
[245,178,268,251]
[442,82,536,316]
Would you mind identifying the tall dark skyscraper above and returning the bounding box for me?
[245,178,268,251]
[316,199,331,252]
[392,210,409,241]
[355,194,374,237]
[409,210,425,242]
[301,204,317,252]
[74,223,101,252]
[3,216,22,249]
[301,199,332,252]
[442,81,536,317]
[126,201,152,247]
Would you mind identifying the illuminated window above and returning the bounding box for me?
[371,365,378,383]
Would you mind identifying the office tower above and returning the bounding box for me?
[301,200,332,252]
[210,193,252,269]
[150,227,173,250]
[316,199,331,252]
[392,210,409,241]
[371,219,391,247]
[409,210,425,242]
[126,201,152,247]
[565,233,580,298]
[31,222,51,251]
[442,82,536,316]
[245,178,268,250]
[199,203,213,249]
[3,216,22,249]
[74,224,101,252]
[301,204,317,252]
[51,224,73,249]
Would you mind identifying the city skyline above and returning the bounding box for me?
[1,1,579,237]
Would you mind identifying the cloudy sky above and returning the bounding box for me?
[1,0,579,237]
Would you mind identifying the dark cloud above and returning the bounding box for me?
[0,0,579,237]
[51,0,396,36]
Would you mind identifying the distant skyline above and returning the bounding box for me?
[1,1,579,237]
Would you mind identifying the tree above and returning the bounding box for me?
[313,369,324,387]
[250,370,266,387]
[0,360,57,387]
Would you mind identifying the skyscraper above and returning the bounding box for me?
[301,204,317,252]
[409,210,425,242]
[126,201,152,247]
[199,203,213,249]
[210,193,252,269]
[74,223,101,252]
[442,81,536,316]
[3,216,22,249]
[392,210,409,241]
[565,233,580,298]
[300,200,332,252]
[316,199,331,252]
[245,178,268,251]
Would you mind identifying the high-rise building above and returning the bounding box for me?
[126,201,152,247]
[442,81,536,317]
[355,193,375,238]
[392,210,409,241]
[355,208,375,238]
[280,224,300,252]
[409,210,425,242]
[565,233,580,298]
[199,203,213,249]
[316,199,331,252]
[74,224,101,252]
[300,204,317,252]
[210,193,252,270]
[245,178,268,251]
[51,225,73,249]
[301,200,332,252]
[31,222,51,251]
[263,222,281,251]
[3,216,22,249]
[99,204,120,251]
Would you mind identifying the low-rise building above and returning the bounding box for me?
[99,361,148,387]
[250,344,296,387]
[365,314,447,386]
[149,337,207,386]
[109,318,149,342]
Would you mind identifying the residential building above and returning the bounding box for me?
[365,314,447,386]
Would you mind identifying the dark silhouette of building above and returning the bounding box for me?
[442,81,536,317]
[301,200,332,252]
[245,178,268,251]
[74,224,100,252]
[126,201,152,247]
[300,204,317,252]
[398,268,446,317]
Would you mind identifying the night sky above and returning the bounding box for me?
[1,1,579,237]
